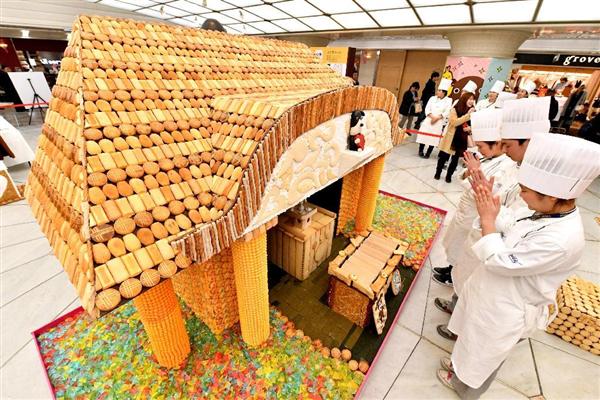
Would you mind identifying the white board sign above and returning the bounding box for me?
[7,71,51,110]
[0,116,35,167]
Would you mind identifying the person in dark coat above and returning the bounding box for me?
[415,71,440,129]
[399,82,420,131]
[547,89,559,127]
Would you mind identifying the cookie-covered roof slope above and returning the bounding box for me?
[25,15,400,316]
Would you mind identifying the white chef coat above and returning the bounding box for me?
[417,96,452,147]
[442,154,515,266]
[452,162,525,292]
[448,207,585,388]
[475,98,497,111]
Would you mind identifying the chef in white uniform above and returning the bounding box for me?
[444,97,553,302]
[517,79,537,99]
[418,78,453,158]
[432,109,515,327]
[475,81,505,111]
[437,133,600,399]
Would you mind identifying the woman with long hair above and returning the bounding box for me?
[435,92,476,182]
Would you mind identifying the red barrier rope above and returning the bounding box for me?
[0,102,49,109]
[405,129,443,138]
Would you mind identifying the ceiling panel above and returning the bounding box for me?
[88,0,600,35]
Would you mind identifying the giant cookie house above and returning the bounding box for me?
[25,14,403,369]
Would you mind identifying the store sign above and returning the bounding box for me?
[514,53,600,68]
[310,47,349,76]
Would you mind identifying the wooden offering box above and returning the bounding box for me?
[268,203,336,280]
[547,276,600,355]
[328,231,408,332]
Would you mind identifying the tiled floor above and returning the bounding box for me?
[1,126,599,399]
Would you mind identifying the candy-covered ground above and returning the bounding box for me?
[32,191,444,399]
[36,304,363,399]
[2,124,599,399]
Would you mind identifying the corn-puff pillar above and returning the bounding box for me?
[337,167,364,235]
[134,280,190,368]
[231,232,270,346]
[354,154,385,233]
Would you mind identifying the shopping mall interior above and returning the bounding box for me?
[1,1,599,399]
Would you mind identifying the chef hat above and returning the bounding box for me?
[490,80,505,93]
[438,78,452,92]
[500,97,550,139]
[519,132,600,199]
[519,79,537,94]
[463,80,478,94]
[471,109,503,142]
[495,91,517,108]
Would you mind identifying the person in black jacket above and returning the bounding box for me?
[399,82,420,131]
[415,71,439,129]
[547,89,559,127]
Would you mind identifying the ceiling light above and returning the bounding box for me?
[168,0,210,14]
[170,17,204,27]
[355,0,409,11]
[202,0,232,11]
[369,8,420,27]
[307,0,360,14]
[332,12,377,29]
[271,18,313,31]
[227,23,264,34]
[416,4,471,25]
[150,5,189,17]
[299,15,342,30]
[250,21,286,33]
[137,8,172,19]
[21,29,30,38]
[99,0,138,11]
[222,9,263,22]
[274,0,322,18]
[536,0,600,22]
[244,4,289,19]
[473,0,537,23]
[200,12,239,24]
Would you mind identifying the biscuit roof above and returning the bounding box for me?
[25,15,399,316]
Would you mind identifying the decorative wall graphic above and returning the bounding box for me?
[445,56,512,100]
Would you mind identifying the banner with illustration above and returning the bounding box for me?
[444,56,511,101]
[310,47,350,77]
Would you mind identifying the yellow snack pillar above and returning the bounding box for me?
[354,155,385,233]
[133,280,190,368]
[337,166,364,235]
[231,232,270,346]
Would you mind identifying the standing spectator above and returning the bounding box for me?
[553,77,568,93]
[399,82,420,131]
[560,83,587,127]
[547,89,559,127]
[435,92,475,182]
[415,71,440,129]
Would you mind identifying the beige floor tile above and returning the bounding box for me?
[530,330,600,367]
[576,191,600,214]
[357,326,421,400]
[0,236,51,273]
[380,169,437,195]
[1,255,62,307]
[580,210,600,241]
[531,341,600,400]
[0,222,44,248]
[0,340,53,400]
[397,262,432,335]
[0,203,36,227]
[0,273,78,366]
[496,339,541,397]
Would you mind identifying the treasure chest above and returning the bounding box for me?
[268,202,336,280]
[546,276,600,355]
[328,231,408,334]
